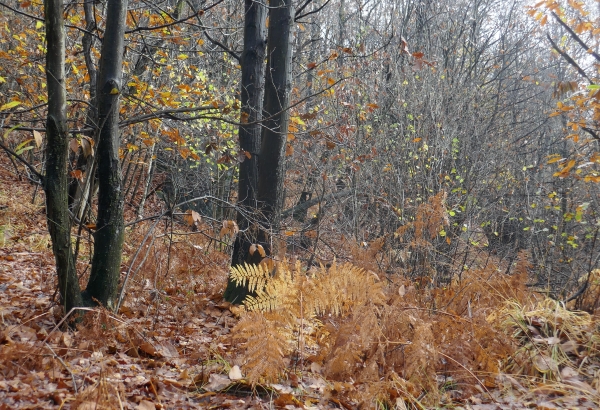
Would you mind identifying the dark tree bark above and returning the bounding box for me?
[44,0,84,312]
[256,0,294,242]
[223,0,267,303]
[84,0,128,309]
[68,0,98,217]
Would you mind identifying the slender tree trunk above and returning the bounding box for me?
[223,0,267,303]
[68,0,98,215]
[84,0,128,309]
[257,0,294,233]
[44,0,84,312]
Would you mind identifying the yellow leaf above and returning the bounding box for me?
[0,101,21,111]
[110,88,119,95]
[546,155,563,164]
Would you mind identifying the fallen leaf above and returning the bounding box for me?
[135,400,156,410]
[228,365,243,381]
[203,373,231,392]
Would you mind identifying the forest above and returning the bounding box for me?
[0,0,599,408]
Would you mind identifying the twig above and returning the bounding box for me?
[0,140,44,182]
[437,351,495,402]
[44,343,78,394]
[546,34,594,84]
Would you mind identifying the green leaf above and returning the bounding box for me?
[14,138,33,155]
[15,146,34,155]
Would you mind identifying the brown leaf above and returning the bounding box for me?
[203,373,231,392]
[285,143,294,156]
[139,342,159,357]
[69,138,79,153]
[183,210,201,227]
[61,332,72,348]
[220,220,239,237]
[135,400,156,410]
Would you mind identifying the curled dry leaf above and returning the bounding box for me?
[183,209,201,227]
[220,220,239,237]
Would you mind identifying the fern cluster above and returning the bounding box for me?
[230,260,385,384]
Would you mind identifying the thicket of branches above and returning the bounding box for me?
[1,0,600,406]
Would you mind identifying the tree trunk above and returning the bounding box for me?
[84,0,128,309]
[257,0,294,240]
[223,0,267,303]
[44,0,84,312]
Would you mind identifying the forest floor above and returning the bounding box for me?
[0,159,599,410]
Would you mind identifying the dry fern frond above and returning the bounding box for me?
[323,304,382,380]
[306,261,386,316]
[231,311,288,384]
[229,262,271,294]
[231,260,387,385]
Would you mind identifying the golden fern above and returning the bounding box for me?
[229,262,270,293]
[231,311,288,384]
[231,259,387,384]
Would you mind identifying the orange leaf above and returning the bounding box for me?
[307,62,317,69]
[70,170,83,181]
[183,210,201,227]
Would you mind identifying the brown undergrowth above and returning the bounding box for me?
[2,156,600,408]
[228,193,600,408]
